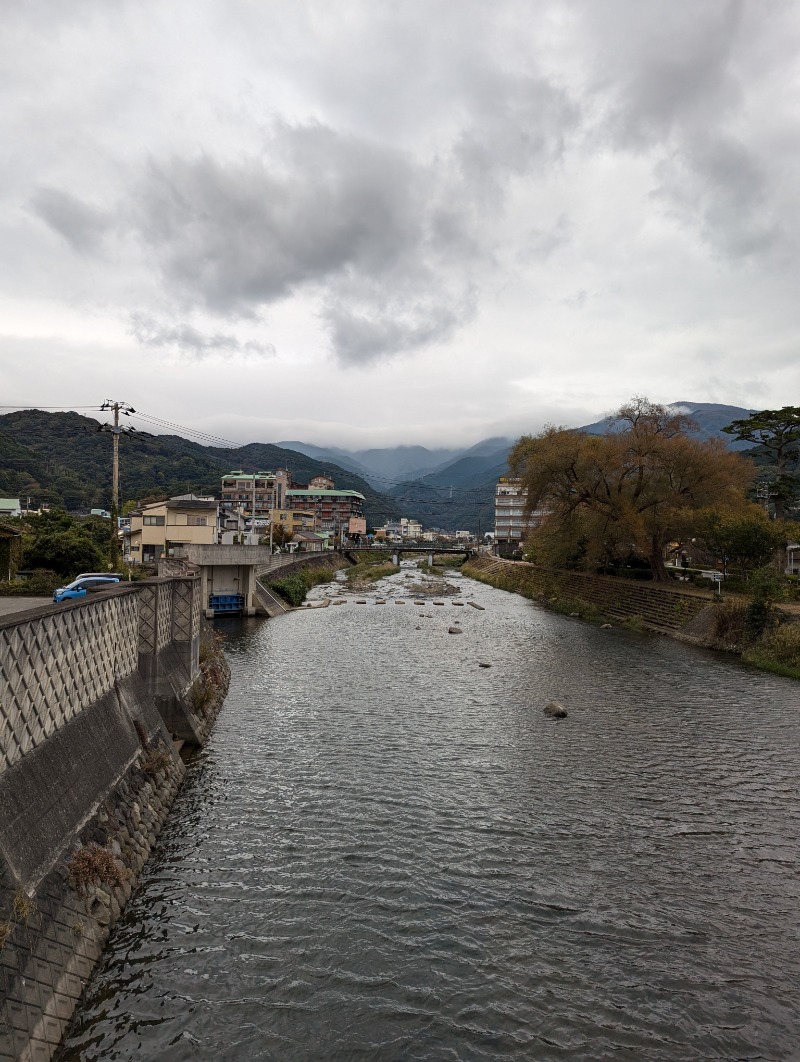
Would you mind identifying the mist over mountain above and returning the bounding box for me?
[0,402,757,534]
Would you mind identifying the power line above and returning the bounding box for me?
[0,404,103,410]
[128,410,240,448]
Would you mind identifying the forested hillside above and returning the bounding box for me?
[0,410,397,525]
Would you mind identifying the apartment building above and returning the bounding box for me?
[286,475,366,541]
[494,478,544,555]
[220,469,291,520]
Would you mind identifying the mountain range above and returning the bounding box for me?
[0,402,754,533]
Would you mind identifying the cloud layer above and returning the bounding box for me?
[2,0,800,444]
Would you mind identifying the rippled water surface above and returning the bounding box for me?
[59,569,800,1061]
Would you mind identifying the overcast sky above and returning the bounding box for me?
[2,0,798,449]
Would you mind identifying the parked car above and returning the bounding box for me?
[53,575,122,603]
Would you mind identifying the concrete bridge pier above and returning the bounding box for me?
[392,551,441,567]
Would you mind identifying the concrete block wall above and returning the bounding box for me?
[0,576,212,1062]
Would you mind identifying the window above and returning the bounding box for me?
[143,515,165,526]
[187,516,207,526]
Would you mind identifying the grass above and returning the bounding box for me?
[346,560,400,586]
[12,889,33,923]
[140,746,172,776]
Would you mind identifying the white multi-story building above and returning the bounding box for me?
[400,517,423,539]
[494,478,545,554]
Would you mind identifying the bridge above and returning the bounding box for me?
[345,544,477,566]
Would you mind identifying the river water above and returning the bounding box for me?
[58,566,800,1061]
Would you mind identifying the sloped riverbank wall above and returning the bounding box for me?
[0,578,228,1062]
[464,554,716,635]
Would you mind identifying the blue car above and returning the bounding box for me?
[53,575,122,603]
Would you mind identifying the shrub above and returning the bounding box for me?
[346,561,400,585]
[271,566,335,605]
[712,600,747,652]
[0,568,60,596]
[66,844,124,892]
[743,621,800,678]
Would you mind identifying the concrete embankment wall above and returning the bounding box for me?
[464,554,716,635]
[257,550,349,584]
[0,577,227,1062]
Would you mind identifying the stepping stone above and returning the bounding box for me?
[468,602,485,610]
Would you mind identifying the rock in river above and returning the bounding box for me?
[544,700,568,718]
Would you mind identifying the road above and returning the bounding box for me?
[0,596,52,617]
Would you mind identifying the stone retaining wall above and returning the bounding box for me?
[464,555,715,634]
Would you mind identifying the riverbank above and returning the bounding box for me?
[463,554,800,679]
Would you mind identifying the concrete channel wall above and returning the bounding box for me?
[0,577,221,1062]
[465,554,716,634]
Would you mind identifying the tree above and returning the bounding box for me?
[697,506,789,577]
[21,510,109,577]
[510,397,754,581]
[721,406,800,520]
[270,523,294,549]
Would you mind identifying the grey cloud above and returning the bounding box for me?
[578,0,744,147]
[455,71,580,196]
[129,71,585,366]
[30,187,111,254]
[322,284,475,366]
[131,121,491,364]
[520,215,573,262]
[129,313,275,359]
[653,134,778,258]
[135,126,425,314]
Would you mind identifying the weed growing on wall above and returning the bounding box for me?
[66,844,125,893]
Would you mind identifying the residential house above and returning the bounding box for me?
[124,494,218,565]
[0,498,21,518]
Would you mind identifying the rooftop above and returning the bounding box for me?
[286,489,365,500]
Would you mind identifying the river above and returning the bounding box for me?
[58,565,800,1061]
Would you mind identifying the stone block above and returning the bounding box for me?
[25,1037,54,1062]
[41,1012,65,1044]
[5,997,29,1031]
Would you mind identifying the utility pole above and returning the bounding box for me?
[99,400,136,566]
